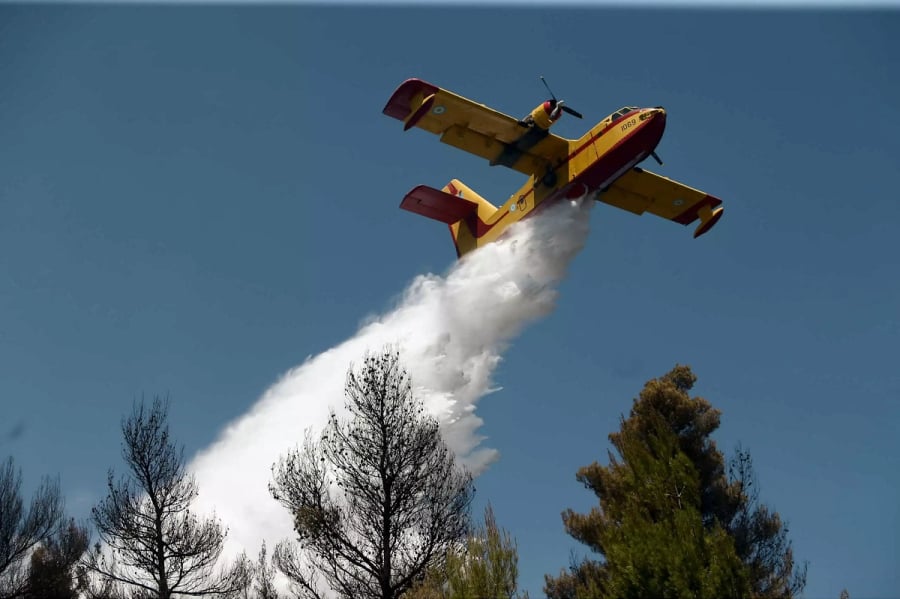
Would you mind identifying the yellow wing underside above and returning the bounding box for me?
[395,86,570,177]
[600,167,714,219]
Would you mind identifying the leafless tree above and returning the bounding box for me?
[269,349,474,599]
[85,397,250,598]
[246,542,279,599]
[0,456,65,598]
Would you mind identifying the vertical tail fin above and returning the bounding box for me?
[443,180,497,258]
[399,179,498,258]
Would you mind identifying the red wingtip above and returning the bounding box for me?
[693,206,725,238]
[383,78,440,120]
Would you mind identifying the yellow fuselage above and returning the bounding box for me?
[459,107,667,248]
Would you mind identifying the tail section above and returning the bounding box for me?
[399,179,498,258]
[444,180,497,258]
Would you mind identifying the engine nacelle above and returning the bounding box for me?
[524,100,562,130]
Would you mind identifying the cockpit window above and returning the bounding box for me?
[607,106,640,126]
[610,107,633,122]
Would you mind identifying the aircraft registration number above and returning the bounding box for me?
[620,118,638,132]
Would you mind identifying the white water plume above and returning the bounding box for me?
[189,195,594,560]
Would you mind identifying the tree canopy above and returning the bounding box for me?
[545,365,806,599]
[24,518,89,599]
[86,397,250,599]
[406,503,528,599]
[0,456,66,599]
[270,349,474,599]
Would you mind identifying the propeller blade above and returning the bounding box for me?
[540,76,583,119]
[540,76,557,101]
[562,105,583,119]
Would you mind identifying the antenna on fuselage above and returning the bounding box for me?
[539,76,584,120]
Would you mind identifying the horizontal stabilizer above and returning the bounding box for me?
[400,185,480,225]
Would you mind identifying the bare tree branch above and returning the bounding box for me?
[0,456,65,599]
[86,397,251,599]
[270,349,474,599]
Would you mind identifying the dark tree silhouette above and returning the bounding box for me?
[727,446,806,599]
[0,456,65,598]
[249,542,279,599]
[270,349,474,599]
[24,518,89,599]
[86,397,250,598]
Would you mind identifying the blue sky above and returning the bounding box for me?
[1,5,898,598]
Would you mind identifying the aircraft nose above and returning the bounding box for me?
[653,107,666,125]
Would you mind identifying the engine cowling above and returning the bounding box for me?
[525,100,562,130]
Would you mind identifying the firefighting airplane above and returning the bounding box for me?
[383,77,724,258]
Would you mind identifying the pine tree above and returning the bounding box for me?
[545,366,806,599]
[444,504,525,599]
[404,504,528,599]
[24,518,89,599]
[0,456,65,599]
[86,397,250,598]
[270,349,474,599]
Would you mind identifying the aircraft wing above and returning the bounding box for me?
[383,79,570,177]
[598,167,724,238]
